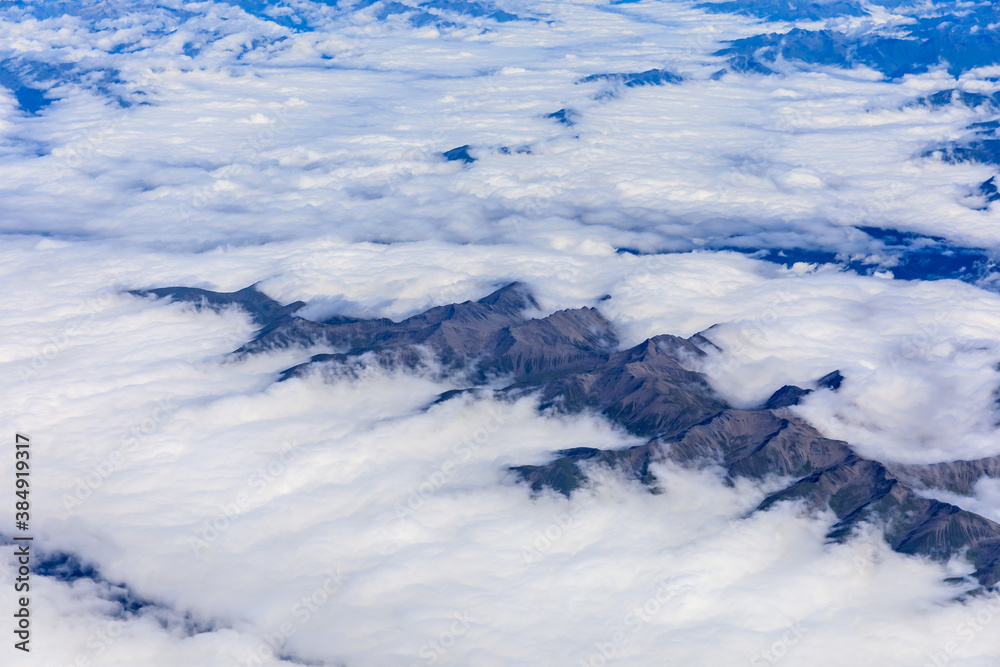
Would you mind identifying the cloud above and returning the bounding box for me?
[2,243,1000,664]
[2,0,1000,664]
[0,0,997,254]
[10,314,1000,665]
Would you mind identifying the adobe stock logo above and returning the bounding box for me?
[406,610,474,665]
[750,622,808,666]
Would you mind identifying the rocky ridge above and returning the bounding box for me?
[132,282,1000,589]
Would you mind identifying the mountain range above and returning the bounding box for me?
[133,282,1000,590]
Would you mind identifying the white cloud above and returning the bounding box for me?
[2,0,1000,664]
[1,240,999,664]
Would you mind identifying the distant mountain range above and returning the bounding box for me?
[133,282,1000,590]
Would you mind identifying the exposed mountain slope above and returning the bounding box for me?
[132,282,1000,588]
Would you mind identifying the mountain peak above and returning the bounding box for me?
[475,281,539,313]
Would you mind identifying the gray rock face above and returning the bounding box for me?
[522,335,728,439]
[886,457,1000,495]
[249,281,547,369]
[762,370,844,409]
[130,285,305,327]
[133,281,1000,589]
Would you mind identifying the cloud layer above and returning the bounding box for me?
[3,0,1000,665]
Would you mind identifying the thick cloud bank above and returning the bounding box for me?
[3,0,1000,665]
